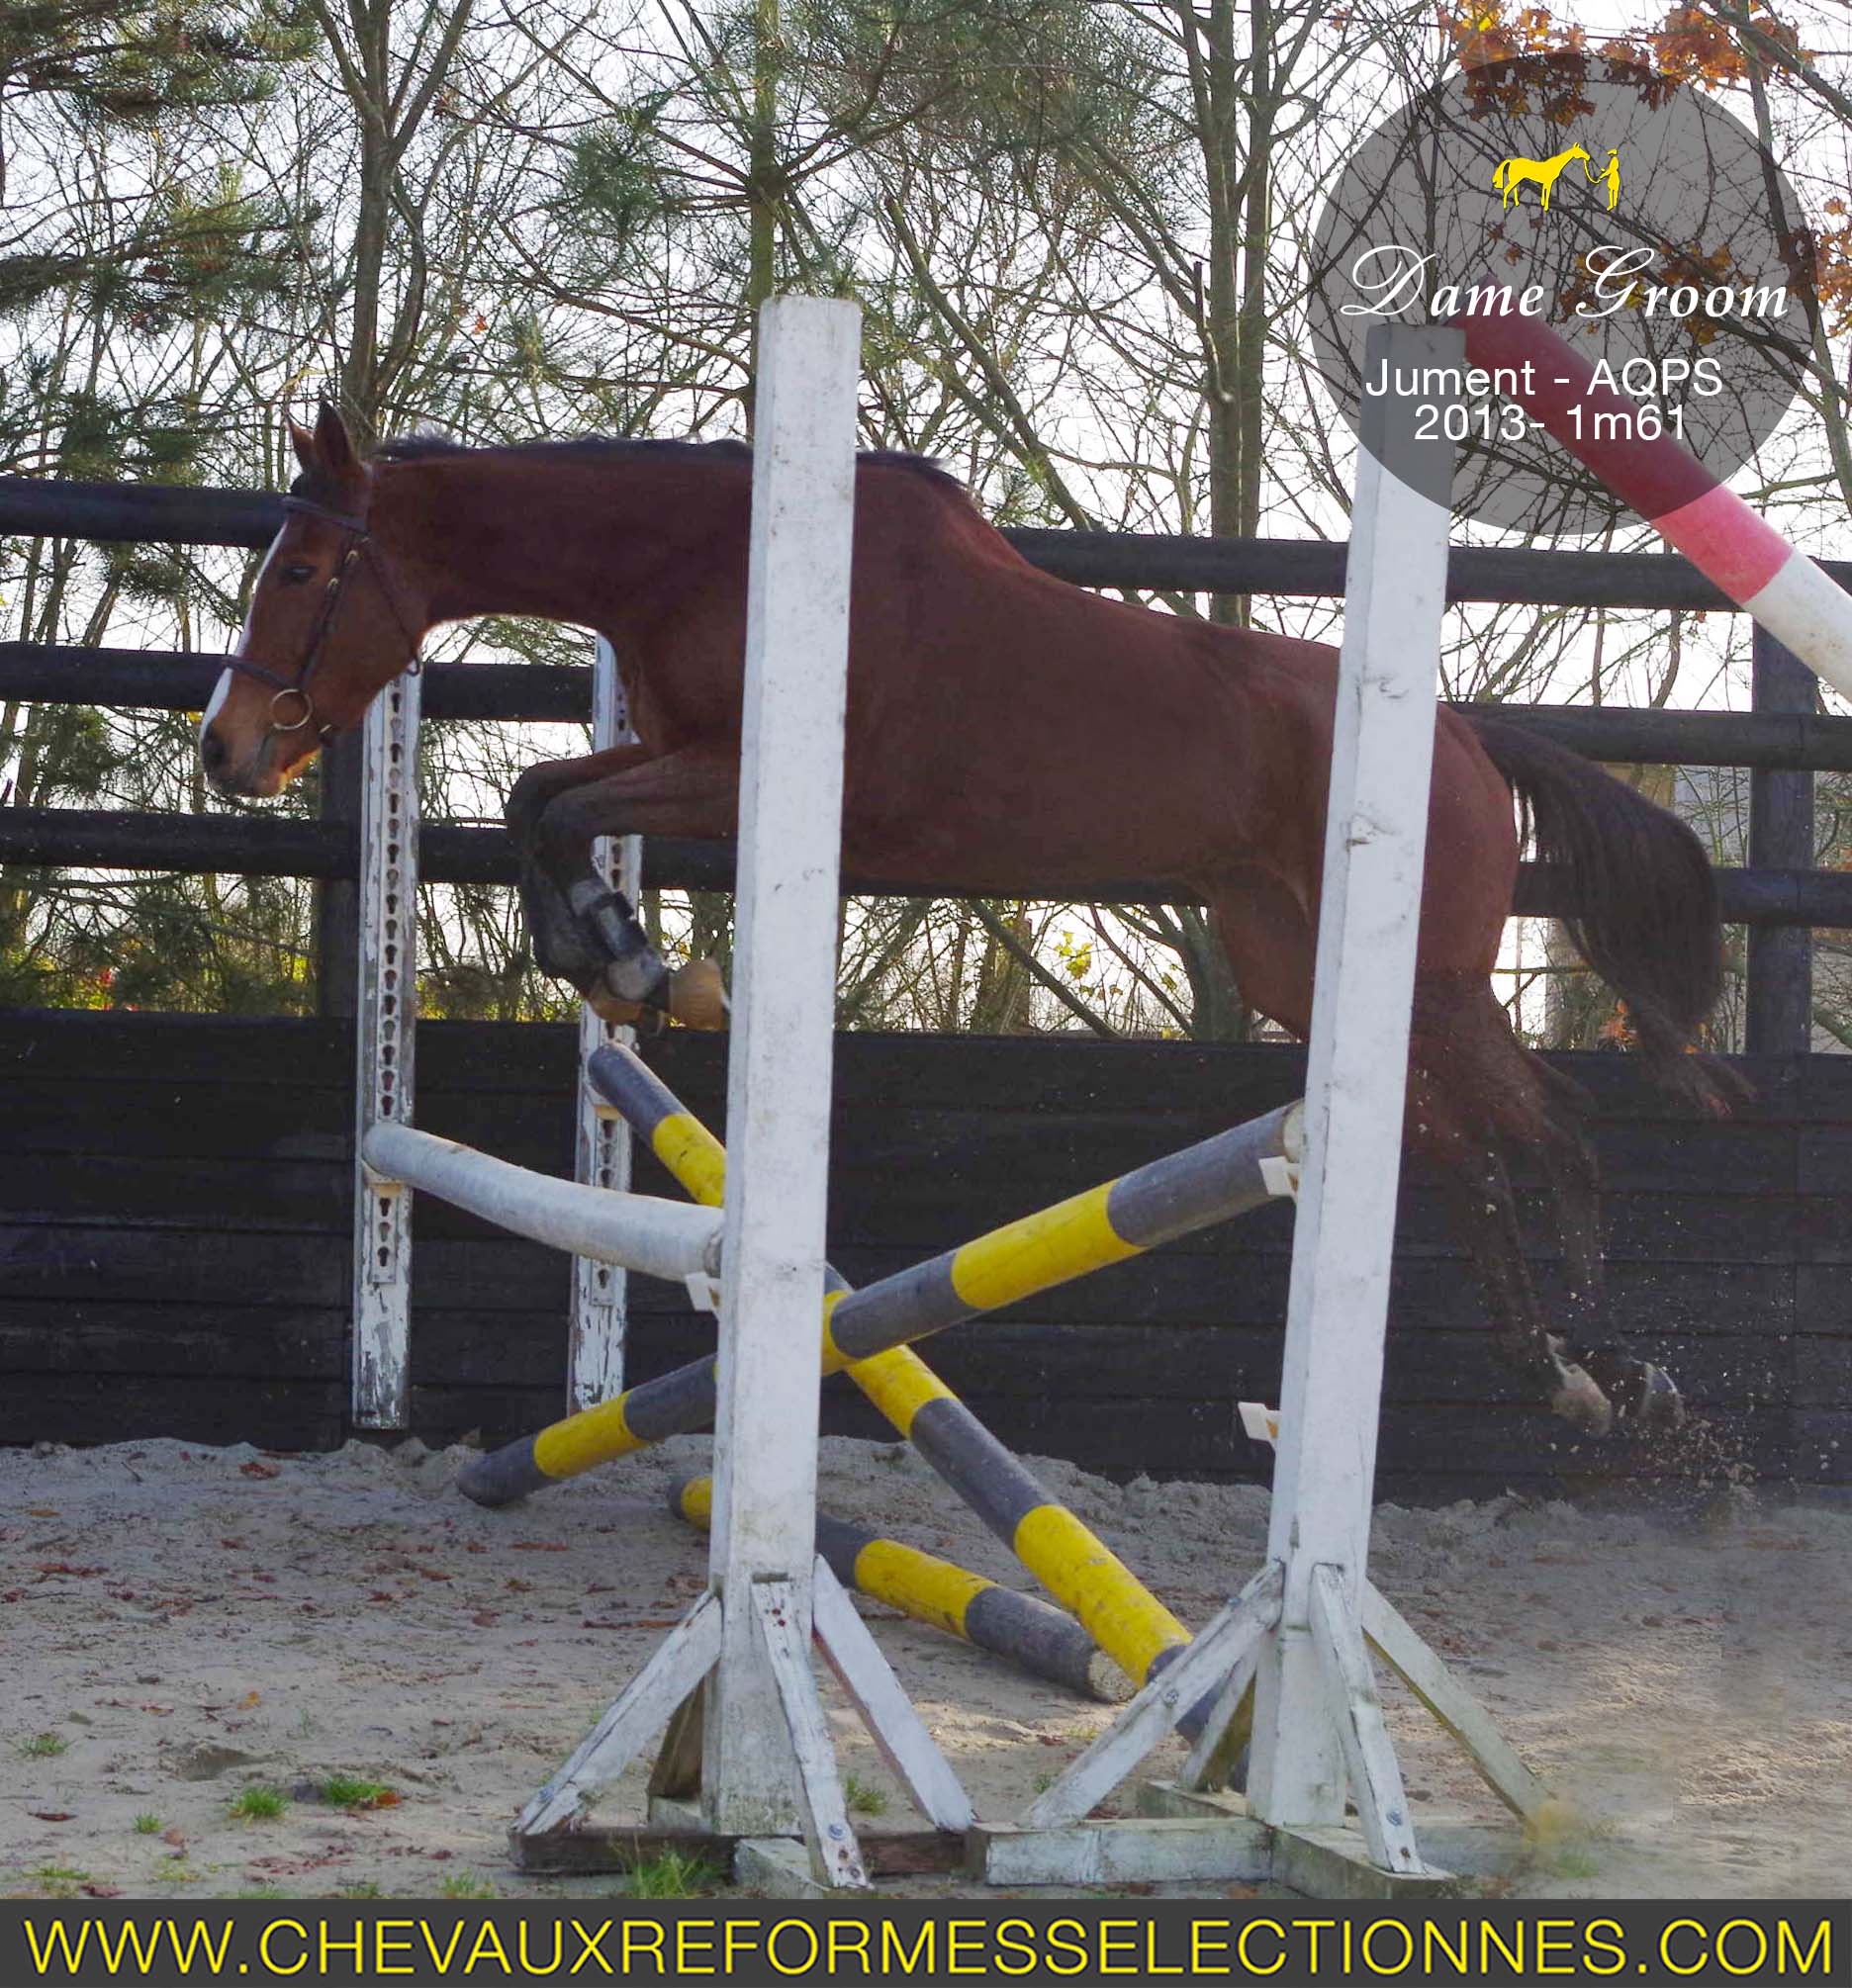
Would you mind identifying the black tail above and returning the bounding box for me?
[1470,716,1743,1113]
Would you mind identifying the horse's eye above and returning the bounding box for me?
[279,562,316,585]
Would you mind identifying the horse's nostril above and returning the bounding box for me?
[200,728,228,772]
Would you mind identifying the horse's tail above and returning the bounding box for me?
[1469,715,1745,1113]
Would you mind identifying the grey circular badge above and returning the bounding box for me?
[1308,54,1817,533]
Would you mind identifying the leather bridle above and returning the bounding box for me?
[224,495,423,742]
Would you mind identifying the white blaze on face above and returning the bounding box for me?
[200,668,232,740]
[202,528,284,747]
[236,530,284,657]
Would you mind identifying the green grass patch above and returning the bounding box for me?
[132,1813,162,1835]
[626,1850,725,1899]
[843,1773,889,1818]
[20,1733,68,1759]
[229,1785,289,1822]
[436,1873,496,1899]
[320,1774,397,1810]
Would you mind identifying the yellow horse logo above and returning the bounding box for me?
[1492,142,1592,212]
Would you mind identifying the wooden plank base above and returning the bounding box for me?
[509,1825,965,1880]
[1271,1825,1460,1900]
[1139,1783,1466,1899]
[735,1838,832,1898]
[970,1817,1274,1887]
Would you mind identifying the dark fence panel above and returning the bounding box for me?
[2,1010,1840,1500]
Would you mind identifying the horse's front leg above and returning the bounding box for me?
[507,744,659,997]
[528,741,740,1029]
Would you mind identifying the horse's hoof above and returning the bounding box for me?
[667,957,728,1032]
[586,987,644,1027]
[1582,1351,1686,1432]
[1548,1359,1614,1438]
[1621,1362,1685,1432]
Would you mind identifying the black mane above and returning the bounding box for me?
[371,430,967,494]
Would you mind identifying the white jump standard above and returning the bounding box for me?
[510,298,974,1890]
[350,607,645,1426]
[966,323,1554,1894]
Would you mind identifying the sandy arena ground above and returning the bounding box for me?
[2,1435,1848,1902]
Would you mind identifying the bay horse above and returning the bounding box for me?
[203,403,1733,1445]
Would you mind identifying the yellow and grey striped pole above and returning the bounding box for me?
[458,1046,1300,1696]
[669,1473,1130,1705]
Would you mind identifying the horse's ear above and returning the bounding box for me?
[287,415,318,473]
[315,400,359,477]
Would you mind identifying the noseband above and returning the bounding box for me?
[225,495,423,742]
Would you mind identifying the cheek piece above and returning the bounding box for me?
[221,494,423,743]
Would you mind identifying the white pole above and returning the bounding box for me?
[702,296,862,1836]
[1247,323,1460,1829]
[569,635,642,1408]
[361,1122,723,1283]
[351,665,421,1428]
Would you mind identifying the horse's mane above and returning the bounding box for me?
[371,429,971,497]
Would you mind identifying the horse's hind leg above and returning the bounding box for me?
[1411,972,1631,1434]
[1529,1064,1684,1429]
[1416,978,1686,1435]
[1414,1085,1616,1435]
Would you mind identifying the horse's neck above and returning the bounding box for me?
[386,455,742,637]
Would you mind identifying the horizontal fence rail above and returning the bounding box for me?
[5,472,1850,610]
[0,644,594,724]
[2,807,1847,926]
[5,641,1852,772]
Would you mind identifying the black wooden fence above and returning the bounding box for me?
[5,1009,1845,1500]
[2,474,1848,1493]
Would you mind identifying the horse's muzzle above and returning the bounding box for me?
[199,723,286,800]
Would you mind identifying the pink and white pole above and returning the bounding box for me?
[1460,312,1852,698]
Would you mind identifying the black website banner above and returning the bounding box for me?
[5,1899,1841,1987]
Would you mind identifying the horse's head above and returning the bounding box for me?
[200,403,426,798]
